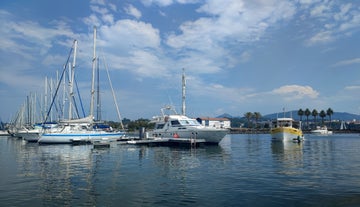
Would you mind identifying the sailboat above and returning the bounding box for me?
[38,27,125,144]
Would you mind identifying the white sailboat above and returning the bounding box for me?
[38,27,125,144]
[39,116,124,144]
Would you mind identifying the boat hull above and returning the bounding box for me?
[151,128,228,144]
[270,127,303,142]
[38,131,125,144]
[0,130,9,136]
[310,130,333,135]
[22,132,41,142]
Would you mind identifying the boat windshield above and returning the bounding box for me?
[179,119,200,126]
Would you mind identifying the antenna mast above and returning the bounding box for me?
[182,68,186,116]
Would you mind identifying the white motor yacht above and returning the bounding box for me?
[150,106,228,144]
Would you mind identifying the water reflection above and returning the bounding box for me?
[3,134,360,207]
[1,138,104,206]
[37,144,96,206]
[271,141,304,175]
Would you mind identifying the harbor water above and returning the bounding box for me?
[1,133,360,206]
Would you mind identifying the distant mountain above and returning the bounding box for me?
[217,113,233,118]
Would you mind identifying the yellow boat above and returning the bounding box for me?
[270,117,303,142]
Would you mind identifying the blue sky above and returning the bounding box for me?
[1,0,360,122]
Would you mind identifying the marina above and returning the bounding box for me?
[1,133,360,206]
[1,2,360,207]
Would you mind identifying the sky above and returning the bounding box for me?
[1,0,360,122]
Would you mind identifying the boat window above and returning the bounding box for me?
[171,120,181,126]
[156,124,165,129]
[179,119,200,126]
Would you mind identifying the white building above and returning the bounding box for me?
[196,117,231,129]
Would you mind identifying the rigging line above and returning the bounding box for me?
[71,92,80,119]
[100,50,124,130]
[43,42,74,125]
[74,75,86,118]
[46,78,61,118]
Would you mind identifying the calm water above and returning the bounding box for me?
[1,134,360,207]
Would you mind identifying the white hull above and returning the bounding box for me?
[271,117,303,142]
[0,130,9,136]
[152,127,228,144]
[311,130,333,135]
[311,127,333,135]
[22,131,41,142]
[38,131,125,144]
[271,130,303,142]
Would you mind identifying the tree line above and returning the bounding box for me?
[106,108,335,131]
[297,108,334,129]
[241,108,334,129]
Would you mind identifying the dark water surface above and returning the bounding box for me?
[1,134,360,206]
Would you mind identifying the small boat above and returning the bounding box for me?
[0,120,8,136]
[150,106,228,144]
[0,130,9,136]
[18,123,57,142]
[310,126,333,135]
[270,117,304,142]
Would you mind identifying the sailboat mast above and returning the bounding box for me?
[69,40,77,120]
[182,68,186,116]
[44,76,48,121]
[96,57,101,121]
[90,26,97,119]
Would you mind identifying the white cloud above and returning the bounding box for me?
[90,0,106,5]
[125,4,142,19]
[90,5,109,15]
[141,0,173,7]
[239,51,251,63]
[332,58,360,67]
[167,0,296,49]
[272,85,319,100]
[83,14,102,27]
[127,50,169,77]
[334,3,352,21]
[310,3,331,18]
[100,19,160,50]
[306,30,334,46]
[301,2,360,46]
[0,10,74,59]
[141,0,198,7]
[165,0,296,74]
[345,85,360,90]
[87,2,116,25]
